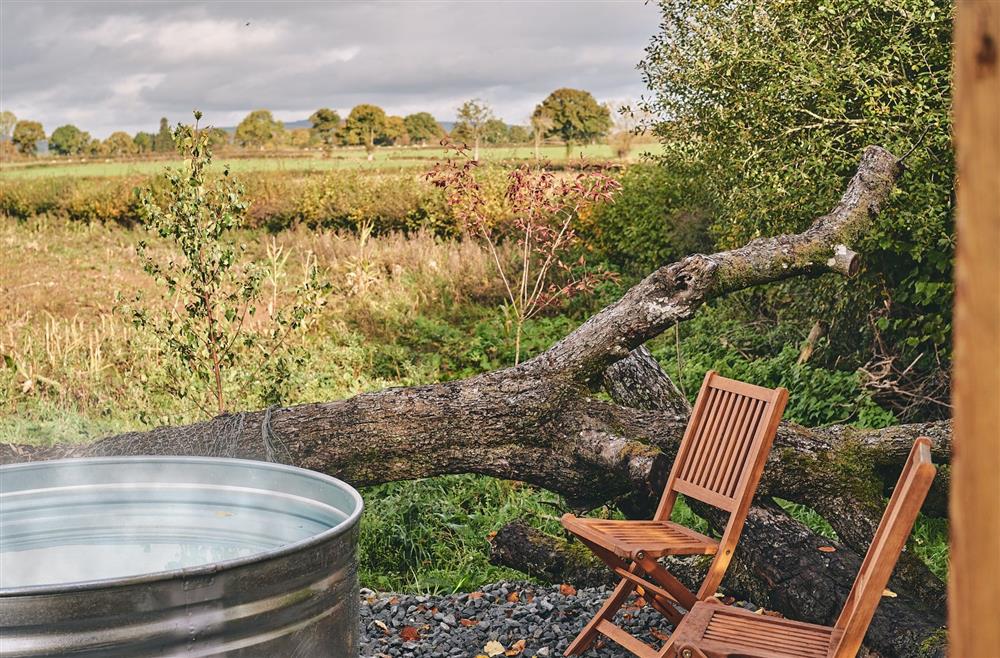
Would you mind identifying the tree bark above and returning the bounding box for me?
[1,147,945,656]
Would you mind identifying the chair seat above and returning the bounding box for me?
[561,515,719,560]
[671,601,841,658]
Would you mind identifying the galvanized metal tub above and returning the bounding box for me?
[0,456,363,657]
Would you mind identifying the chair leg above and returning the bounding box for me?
[638,556,698,611]
[564,577,636,656]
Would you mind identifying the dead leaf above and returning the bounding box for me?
[460,618,478,627]
[469,591,484,600]
[373,619,389,634]
[399,626,420,641]
[651,628,671,641]
[818,546,836,553]
[882,588,898,598]
[506,591,520,603]
[559,583,577,596]
[388,596,400,605]
[505,639,527,656]
[484,640,506,657]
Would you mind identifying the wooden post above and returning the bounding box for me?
[951,2,1000,656]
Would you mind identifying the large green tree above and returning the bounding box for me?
[235,110,284,149]
[454,99,493,161]
[403,112,443,145]
[12,120,44,155]
[104,131,137,157]
[309,108,341,152]
[533,88,611,156]
[133,131,155,153]
[341,104,387,160]
[378,115,408,146]
[154,117,174,152]
[0,111,16,142]
[49,124,91,156]
[639,0,953,419]
[481,118,510,145]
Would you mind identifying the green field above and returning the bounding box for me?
[0,143,663,180]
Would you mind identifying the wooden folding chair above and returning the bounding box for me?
[663,437,937,658]
[561,371,788,657]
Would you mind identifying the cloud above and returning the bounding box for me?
[0,1,659,137]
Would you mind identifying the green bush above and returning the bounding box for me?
[640,0,954,419]
[584,163,714,272]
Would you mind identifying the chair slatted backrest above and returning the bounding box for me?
[832,437,936,658]
[656,372,787,518]
[653,371,788,600]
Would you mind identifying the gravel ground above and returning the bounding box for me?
[360,581,682,658]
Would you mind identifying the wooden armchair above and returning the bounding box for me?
[561,371,788,657]
[664,437,937,658]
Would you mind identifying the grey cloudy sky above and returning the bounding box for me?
[1,1,660,138]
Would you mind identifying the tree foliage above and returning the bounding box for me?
[12,120,44,155]
[133,131,155,153]
[128,112,325,414]
[235,110,284,149]
[49,124,91,156]
[403,112,443,145]
[0,111,16,141]
[342,104,387,158]
[533,88,611,147]
[639,0,953,418]
[104,131,137,156]
[154,117,174,152]
[379,115,408,146]
[481,118,510,145]
[454,99,493,160]
[309,108,341,150]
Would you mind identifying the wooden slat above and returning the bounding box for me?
[721,398,765,498]
[705,375,775,399]
[680,388,724,483]
[705,395,752,493]
[672,479,736,511]
[595,620,659,658]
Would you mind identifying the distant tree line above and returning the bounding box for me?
[2,87,627,160]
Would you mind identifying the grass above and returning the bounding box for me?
[0,215,948,591]
[0,217,587,591]
[0,143,664,180]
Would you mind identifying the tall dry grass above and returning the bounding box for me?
[1,218,510,440]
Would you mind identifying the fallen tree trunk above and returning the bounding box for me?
[1,147,947,656]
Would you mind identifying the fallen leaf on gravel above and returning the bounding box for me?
[399,626,420,641]
[818,546,836,553]
[460,618,478,627]
[484,640,506,657]
[882,588,898,598]
[388,596,400,605]
[373,619,389,634]
[505,639,527,656]
[469,591,484,600]
[651,628,671,641]
[559,583,577,596]
[506,591,520,603]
